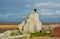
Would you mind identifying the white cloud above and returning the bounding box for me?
[39,9,53,12]
[39,9,60,18]
[0,15,8,18]
[55,10,60,15]
[34,2,60,8]
[40,9,54,15]
[0,13,21,19]
[41,12,54,16]
[25,5,31,8]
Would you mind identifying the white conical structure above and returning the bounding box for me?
[18,9,42,33]
[23,12,42,33]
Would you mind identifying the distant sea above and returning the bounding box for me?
[0,22,60,25]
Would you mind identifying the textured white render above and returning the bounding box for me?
[23,12,42,33]
[18,21,25,32]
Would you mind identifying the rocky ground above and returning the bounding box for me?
[31,36,60,39]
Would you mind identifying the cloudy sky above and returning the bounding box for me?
[0,0,60,23]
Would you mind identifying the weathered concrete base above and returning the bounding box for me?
[1,34,30,39]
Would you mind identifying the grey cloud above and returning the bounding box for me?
[34,2,60,8]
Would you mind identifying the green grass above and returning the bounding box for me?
[10,30,22,36]
[29,30,53,38]
[29,31,46,38]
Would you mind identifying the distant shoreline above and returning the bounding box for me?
[0,22,20,25]
[0,22,60,25]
